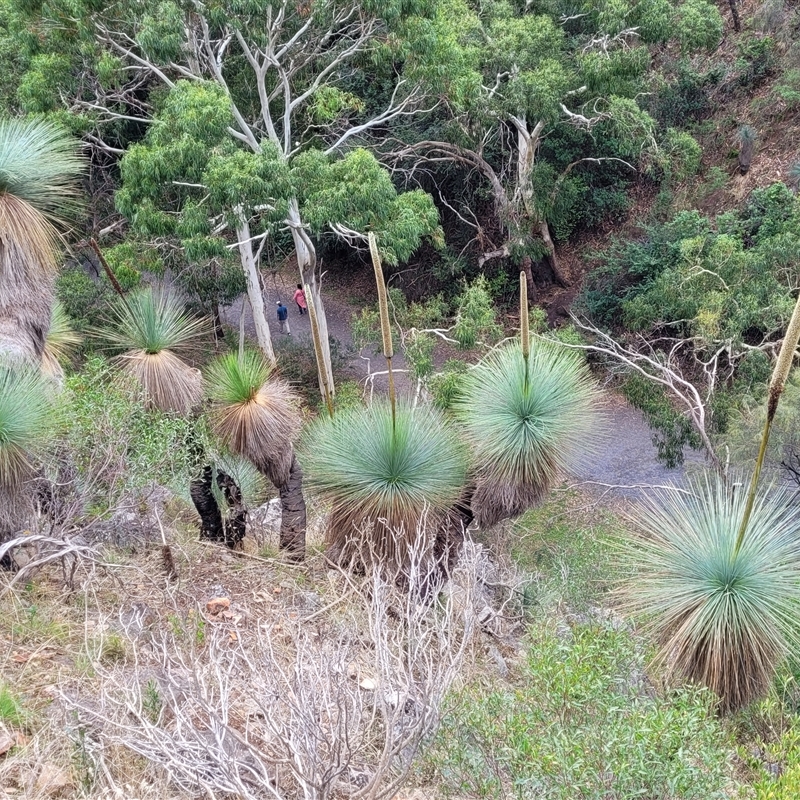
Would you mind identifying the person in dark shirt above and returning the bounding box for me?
[276,301,290,334]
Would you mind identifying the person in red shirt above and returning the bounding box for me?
[293,284,308,315]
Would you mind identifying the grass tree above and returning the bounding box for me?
[622,288,800,712]
[96,287,206,414]
[0,117,81,560]
[206,350,306,560]
[301,234,468,573]
[0,117,82,365]
[620,474,800,712]
[301,402,468,571]
[41,300,81,382]
[454,274,599,527]
[0,366,52,565]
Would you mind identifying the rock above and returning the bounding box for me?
[0,731,14,756]
[248,498,282,544]
[206,597,231,615]
[34,763,72,797]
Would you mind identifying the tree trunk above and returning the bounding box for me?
[539,220,569,288]
[728,0,741,32]
[287,198,336,398]
[278,452,306,561]
[190,465,247,548]
[236,217,275,364]
[212,304,225,341]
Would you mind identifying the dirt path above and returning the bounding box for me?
[223,283,703,498]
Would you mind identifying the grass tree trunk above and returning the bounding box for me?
[287,199,335,396]
[278,453,306,562]
[236,217,275,364]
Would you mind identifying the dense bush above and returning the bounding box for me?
[57,357,202,513]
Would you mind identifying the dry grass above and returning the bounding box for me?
[117,350,203,415]
[0,495,492,799]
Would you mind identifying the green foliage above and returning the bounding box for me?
[0,684,26,727]
[622,374,702,467]
[428,359,467,411]
[512,490,617,610]
[659,128,703,183]
[675,0,723,53]
[775,70,800,109]
[103,242,163,291]
[0,366,52,489]
[405,330,436,380]
[295,148,442,266]
[581,188,800,403]
[736,35,777,91]
[59,357,201,508]
[16,53,74,112]
[453,276,501,349]
[426,621,731,799]
[620,473,800,712]
[651,61,723,128]
[301,402,468,531]
[56,266,112,334]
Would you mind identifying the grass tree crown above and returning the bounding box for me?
[300,402,468,558]
[95,287,206,414]
[620,473,800,712]
[0,117,83,229]
[454,338,599,526]
[0,365,52,491]
[206,350,300,488]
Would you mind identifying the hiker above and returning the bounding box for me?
[293,284,307,315]
[276,301,290,334]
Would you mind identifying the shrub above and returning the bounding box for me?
[425,621,732,799]
[59,357,201,513]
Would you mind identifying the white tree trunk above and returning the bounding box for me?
[236,218,275,363]
[287,199,336,397]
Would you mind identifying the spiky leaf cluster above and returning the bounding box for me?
[301,402,468,549]
[96,287,206,413]
[620,474,800,712]
[206,350,300,488]
[0,366,51,489]
[454,339,599,525]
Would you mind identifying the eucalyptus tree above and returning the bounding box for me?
[393,0,723,288]
[9,0,444,394]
